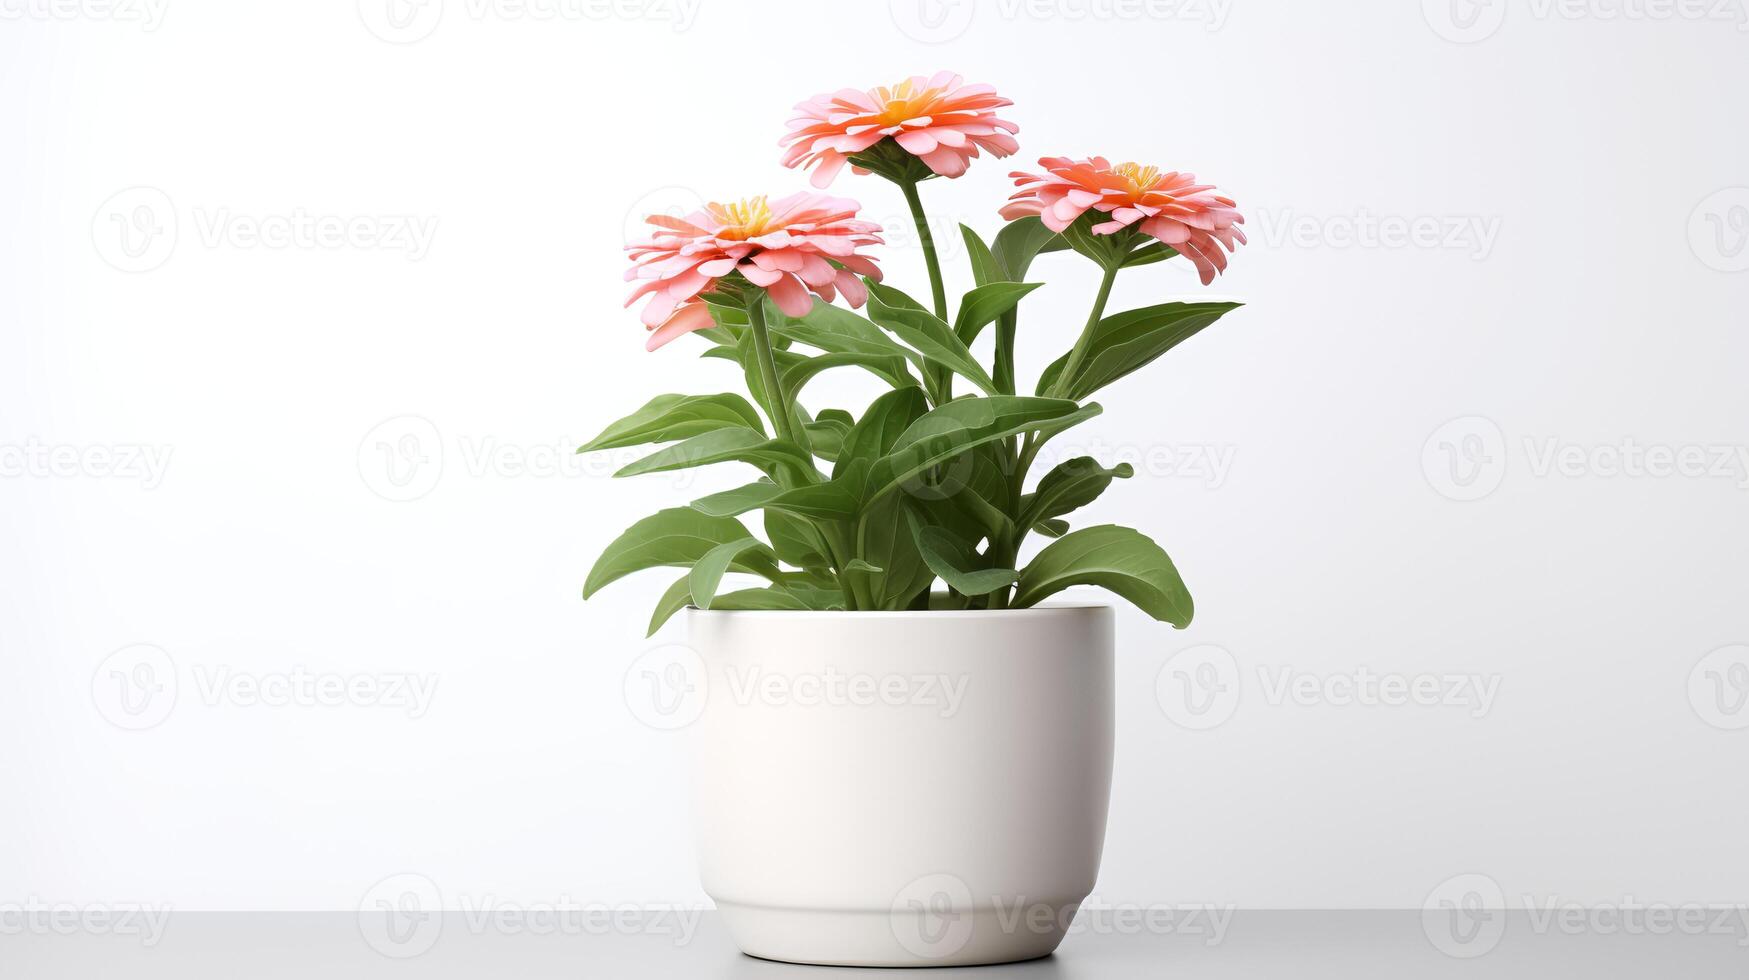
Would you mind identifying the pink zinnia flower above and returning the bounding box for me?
[780,72,1020,187]
[1001,157,1246,284]
[624,193,884,351]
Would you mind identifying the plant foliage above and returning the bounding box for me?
[586,167,1242,633]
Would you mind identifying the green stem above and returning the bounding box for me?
[899,179,948,320]
[1050,262,1120,400]
[746,293,798,446]
[899,178,952,404]
[993,313,1018,396]
[819,527,861,611]
[993,431,1048,609]
[982,434,1037,610]
[1016,431,1043,478]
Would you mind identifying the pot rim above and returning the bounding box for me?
[685,599,1112,618]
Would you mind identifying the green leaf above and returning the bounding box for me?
[1037,302,1241,399]
[708,587,809,611]
[959,224,1003,287]
[855,496,936,609]
[889,398,1087,455]
[765,295,915,360]
[1059,217,1133,270]
[1034,517,1070,538]
[647,575,693,636]
[779,582,846,610]
[687,474,859,521]
[782,351,916,396]
[1122,241,1180,268]
[840,560,880,611]
[766,510,830,574]
[578,393,764,452]
[1012,525,1194,626]
[949,476,1015,541]
[952,281,1042,346]
[908,514,1017,597]
[767,479,862,521]
[701,293,749,333]
[615,427,811,478]
[584,508,774,598]
[865,281,998,396]
[867,397,1101,504]
[833,387,930,496]
[992,215,1068,281]
[1032,402,1102,445]
[1022,457,1134,527]
[688,480,782,518]
[919,442,1014,542]
[803,415,852,462]
[690,537,774,610]
[986,218,1066,395]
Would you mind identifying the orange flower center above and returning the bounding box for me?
[870,77,933,127]
[1110,162,1163,196]
[710,196,776,240]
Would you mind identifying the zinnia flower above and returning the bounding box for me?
[1001,157,1246,284]
[624,193,884,350]
[780,72,1019,187]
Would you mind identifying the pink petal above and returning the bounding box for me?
[638,290,677,327]
[645,303,716,351]
[834,268,868,308]
[894,130,939,155]
[739,262,782,287]
[920,146,970,178]
[765,275,814,318]
[809,152,848,187]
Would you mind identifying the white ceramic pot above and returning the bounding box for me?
[689,604,1115,967]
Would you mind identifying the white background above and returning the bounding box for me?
[3,0,1747,913]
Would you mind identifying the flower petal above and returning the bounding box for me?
[766,275,814,318]
[645,303,717,351]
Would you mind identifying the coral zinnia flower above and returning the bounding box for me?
[781,72,1020,187]
[1001,157,1246,284]
[624,193,884,350]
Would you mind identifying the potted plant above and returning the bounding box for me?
[582,72,1245,967]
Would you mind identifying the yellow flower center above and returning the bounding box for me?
[711,196,775,240]
[1111,162,1163,195]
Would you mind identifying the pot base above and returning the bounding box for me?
[717,900,1079,968]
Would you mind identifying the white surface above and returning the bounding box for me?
[691,606,1113,965]
[2,0,1747,913]
[6,911,1747,978]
